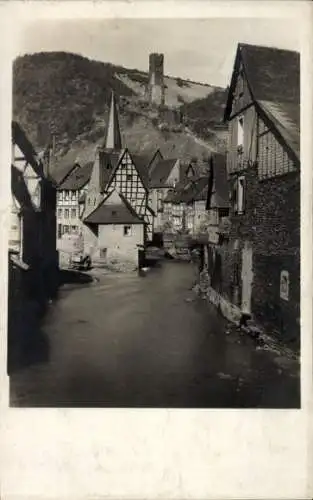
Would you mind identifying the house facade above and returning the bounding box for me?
[10,121,58,300]
[56,162,92,239]
[204,43,300,343]
[84,190,145,264]
[56,161,92,262]
[148,158,181,232]
[162,162,201,233]
[163,172,209,235]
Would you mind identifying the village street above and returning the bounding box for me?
[10,261,299,408]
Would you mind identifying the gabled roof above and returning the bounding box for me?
[148,149,164,170]
[103,91,122,150]
[240,44,300,104]
[130,153,150,189]
[224,43,300,161]
[84,190,145,225]
[225,43,300,120]
[164,176,208,204]
[88,148,150,194]
[58,162,93,190]
[149,158,178,188]
[53,163,78,186]
[181,176,209,203]
[206,153,229,210]
[179,162,201,182]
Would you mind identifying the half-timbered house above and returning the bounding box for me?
[162,162,208,234]
[82,91,155,261]
[207,43,300,343]
[11,121,58,300]
[56,162,93,237]
[148,158,181,233]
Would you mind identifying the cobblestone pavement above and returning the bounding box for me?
[10,261,300,407]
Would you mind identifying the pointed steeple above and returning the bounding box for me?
[104,90,122,150]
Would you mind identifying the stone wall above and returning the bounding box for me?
[203,166,300,343]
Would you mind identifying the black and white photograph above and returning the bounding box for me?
[7,15,301,409]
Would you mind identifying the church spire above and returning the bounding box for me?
[104,90,122,150]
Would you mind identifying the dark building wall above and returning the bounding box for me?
[229,165,300,255]
[207,164,300,341]
[233,166,299,337]
[252,253,300,342]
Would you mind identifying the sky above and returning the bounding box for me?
[17,18,300,87]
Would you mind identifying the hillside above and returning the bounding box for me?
[13,51,228,173]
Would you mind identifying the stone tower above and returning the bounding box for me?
[148,53,165,106]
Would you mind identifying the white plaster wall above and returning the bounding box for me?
[98,224,144,263]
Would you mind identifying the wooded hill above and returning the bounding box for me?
[13,51,228,172]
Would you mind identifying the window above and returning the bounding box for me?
[232,176,245,214]
[280,271,289,301]
[127,174,132,181]
[71,191,77,201]
[237,115,244,152]
[231,180,238,213]
[71,225,78,234]
[71,208,76,218]
[57,191,63,202]
[57,224,62,239]
[112,210,117,216]
[157,198,163,212]
[64,191,70,201]
[123,225,132,236]
[237,176,246,214]
[58,208,62,218]
[219,208,229,218]
[63,225,69,234]
[64,209,69,219]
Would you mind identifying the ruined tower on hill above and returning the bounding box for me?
[147,53,165,107]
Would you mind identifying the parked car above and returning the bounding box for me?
[70,253,91,271]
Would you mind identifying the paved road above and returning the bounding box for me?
[10,261,300,408]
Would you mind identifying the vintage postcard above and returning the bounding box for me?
[0,1,312,499]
